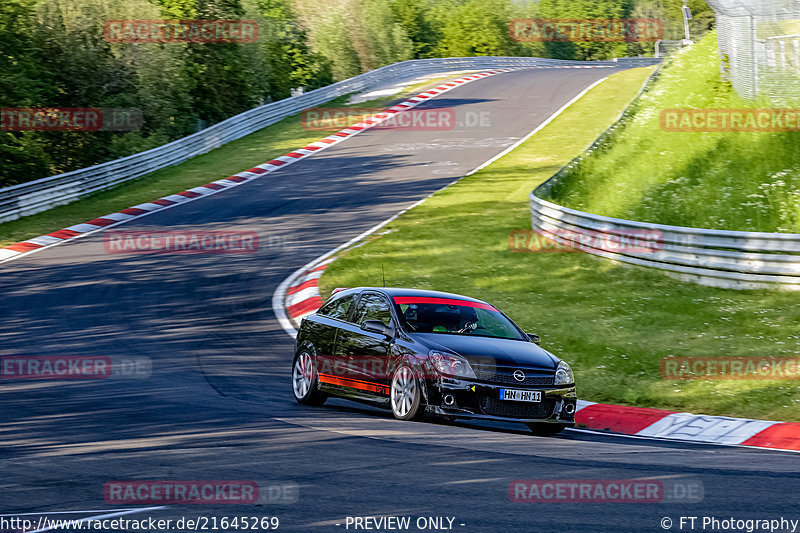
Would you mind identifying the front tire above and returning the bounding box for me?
[292,351,327,406]
[526,422,567,436]
[390,365,422,420]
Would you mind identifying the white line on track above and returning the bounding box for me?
[0,69,509,266]
[272,74,612,337]
[566,427,800,454]
[0,508,159,516]
[269,70,800,455]
[464,77,607,177]
[272,195,429,338]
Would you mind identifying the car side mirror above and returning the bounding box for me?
[362,320,394,337]
[526,333,541,345]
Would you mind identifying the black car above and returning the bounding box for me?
[291,288,577,435]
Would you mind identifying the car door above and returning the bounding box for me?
[331,292,394,400]
[310,293,356,396]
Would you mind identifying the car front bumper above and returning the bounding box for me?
[426,377,577,424]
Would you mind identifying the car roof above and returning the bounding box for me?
[344,287,491,305]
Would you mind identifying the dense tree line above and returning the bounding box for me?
[0,0,713,187]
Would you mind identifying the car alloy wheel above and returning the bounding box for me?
[292,351,327,406]
[390,365,422,420]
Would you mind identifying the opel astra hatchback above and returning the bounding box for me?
[291,288,577,435]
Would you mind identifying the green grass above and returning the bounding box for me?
[0,73,472,248]
[0,116,325,247]
[545,32,800,233]
[320,66,800,422]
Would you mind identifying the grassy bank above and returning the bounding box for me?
[320,66,800,422]
[545,32,800,233]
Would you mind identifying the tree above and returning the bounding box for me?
[358,0,413,69]
[532,0,632,60]
[253,0,332,99]
[293,0,362,79]
[0,0,52,186]
[435,0,519,57]
[294,0,412,77]
[390,0,437,58]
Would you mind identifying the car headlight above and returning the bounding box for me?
[429,351,477,379]
[554,360,574,385]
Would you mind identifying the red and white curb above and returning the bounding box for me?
[276,273,800,452]
[277,274,800,453]
[275,253,800,454]
[269,72,800,453]
[274,74,621,333]
[575,401,800,451]
[285,259,333,321]
[0,68,535,265]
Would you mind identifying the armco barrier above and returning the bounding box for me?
[529,68,800,291]
[0,56,658,224]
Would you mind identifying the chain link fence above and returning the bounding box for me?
[655,39,686,58]
[707,0,800,102]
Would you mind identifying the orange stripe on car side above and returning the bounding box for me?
[318,373,389,396]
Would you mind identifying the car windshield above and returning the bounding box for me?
[393,297,526,341]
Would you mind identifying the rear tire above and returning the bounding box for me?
[292,351,327,406]
[526,423,567,436]
[390,365,422,420]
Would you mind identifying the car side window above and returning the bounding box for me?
[318,295,354,322]
[473,308,513,337]
[353,293,392,326]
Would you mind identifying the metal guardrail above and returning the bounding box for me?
[0,55,657,224]
[529,69,800,291]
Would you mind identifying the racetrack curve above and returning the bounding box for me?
[2,66,799,533]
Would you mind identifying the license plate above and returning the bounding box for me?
[499,389,541,402]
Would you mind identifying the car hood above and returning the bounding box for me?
[413,333,559,371]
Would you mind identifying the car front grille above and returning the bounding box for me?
[479,396,557,419]
[471,362,556,386]
[473,370,554,386]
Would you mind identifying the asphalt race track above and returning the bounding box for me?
[2,67,799,533]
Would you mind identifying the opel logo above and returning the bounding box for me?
[513,370,526,382]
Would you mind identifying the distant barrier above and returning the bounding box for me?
[0,56,658,224]
[530,69,800,290]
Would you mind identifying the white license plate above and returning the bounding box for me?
[499,389,542,402]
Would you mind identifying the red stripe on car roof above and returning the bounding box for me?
[392,297,495,310]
